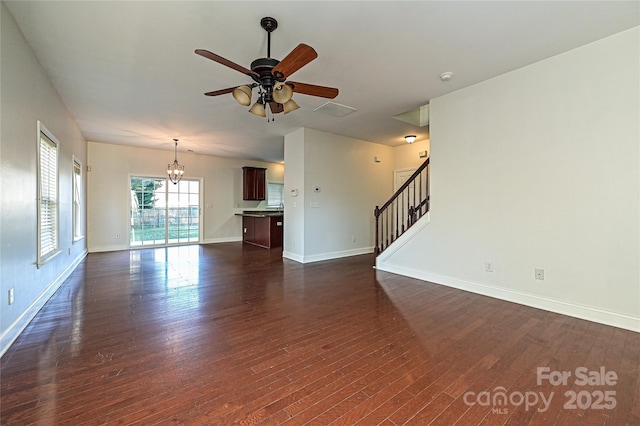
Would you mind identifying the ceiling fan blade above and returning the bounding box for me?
[204,87,236,97]
[269,102,284,114]
[195,49,259,78]
[287,82,339,99]
[271,44,318,79]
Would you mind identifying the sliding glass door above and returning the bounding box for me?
[130,177,200,247]
[167,179,200,244]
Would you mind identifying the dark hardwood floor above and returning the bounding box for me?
[1,243,638,425]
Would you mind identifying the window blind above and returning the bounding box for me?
[267,183,284,208]
[73,159,83,240]
[39,132,58,261]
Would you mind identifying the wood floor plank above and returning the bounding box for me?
[1,243,638,425]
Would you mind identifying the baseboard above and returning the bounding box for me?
[376,211,430,263]
[88,244,129,253]
[284,246,374,264]
[375,262,640,333]
[0,250,88,357]
[282,251,304,263]
[89,237,244,253]
[201,236,243,244]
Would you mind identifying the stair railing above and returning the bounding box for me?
[374,158,430,255]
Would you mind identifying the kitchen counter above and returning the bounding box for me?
[237,212,283,249]
[236,211,284,218]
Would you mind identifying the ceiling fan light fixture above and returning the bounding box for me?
[283,99,300,114]
[272,82,293,104]
[197,17,339,119]
[232,85,253,106]
[249,101,267,117]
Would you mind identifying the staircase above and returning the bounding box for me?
[374,158,430,255]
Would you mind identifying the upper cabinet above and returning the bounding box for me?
[242,167,266,200]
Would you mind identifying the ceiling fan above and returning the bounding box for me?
[195,17,339,118]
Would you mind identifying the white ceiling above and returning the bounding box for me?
[6,1,639,163]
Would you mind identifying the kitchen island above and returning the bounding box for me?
[236,211,283,249]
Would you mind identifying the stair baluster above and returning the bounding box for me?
[374,158,430,255]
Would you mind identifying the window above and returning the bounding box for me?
[130,177,166,246]
[130,177,201,247]
[267,182,284,209]
[72,157,84,242]
[37,122,60,266]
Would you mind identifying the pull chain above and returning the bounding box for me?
[267,104,275,123]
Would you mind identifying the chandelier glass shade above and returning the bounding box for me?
[272,82,293,104]
[283,99,300,114]
[233,82,298,118]
[232,85,253,106]
[167,138,185,184]
[248,99,267,117]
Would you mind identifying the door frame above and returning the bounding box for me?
[394,168,417,192]
[128,175,203,248]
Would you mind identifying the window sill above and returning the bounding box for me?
[37,249,62,269]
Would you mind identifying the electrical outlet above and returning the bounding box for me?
[485,261,493,272]
[352,236,356,243]
[8,288,14,305]
[535,269,545,280]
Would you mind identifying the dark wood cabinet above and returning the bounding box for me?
[242,215,283,249]
[242,167,266,200]
[243,215,256,243]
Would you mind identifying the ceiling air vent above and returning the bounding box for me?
[313,102,357,117]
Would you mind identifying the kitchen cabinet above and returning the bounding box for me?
[242,214,283,249]
[242,167,266,200]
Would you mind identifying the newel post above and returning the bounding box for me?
[374,206,380,254]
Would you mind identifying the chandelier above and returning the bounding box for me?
[167,138,185,184]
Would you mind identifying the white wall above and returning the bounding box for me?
[282,128,305,260]
[284,128,394,263]
[87,141,284,252]
[1,3,88,355]
[377,27,640,331]
[393,137,430,171]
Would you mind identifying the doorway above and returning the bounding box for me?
[394,168,417,192]
[130,177,201,247]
